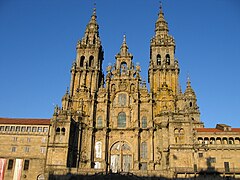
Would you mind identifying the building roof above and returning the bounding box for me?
[195,128,240,133]
[0,117,50,125]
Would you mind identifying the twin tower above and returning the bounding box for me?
[45,6,203,177]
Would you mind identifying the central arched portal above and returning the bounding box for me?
[110,141,132,173]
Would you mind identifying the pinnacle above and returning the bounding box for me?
[120,35,129,56]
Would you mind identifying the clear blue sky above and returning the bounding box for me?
[0,0,239,128]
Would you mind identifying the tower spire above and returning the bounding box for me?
[120,34,129,57]
[155,1,168,36]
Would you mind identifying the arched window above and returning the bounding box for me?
[111,84,116,92]
[89,56,94,67]
[157,54,161,65]
[61,127,65,135]
[141,142,147,159]
[210,137,215,144]
[190,102,193,107]
[179,128,184,135]
[120,62,127,74]
[216,137,221,144]
[118,112,126,128]
[97,116,103,128]
[80,56,85,67]
[166,54,170,65]
[56,127,60,135]
[142,116,147,128]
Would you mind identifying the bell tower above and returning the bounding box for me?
[148,5,179,96]
[70,7,104,97]
[148,5,180,114]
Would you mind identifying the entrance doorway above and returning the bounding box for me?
[110,141,132,173]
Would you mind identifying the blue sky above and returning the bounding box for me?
[0,0,239,128]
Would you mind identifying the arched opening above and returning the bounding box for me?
[216,137,221,144]
[89,56,94,67]
[142,116,147,128]
[223,137,228,144]
[157,54,161,65]
[120,62,127,75]
[110,141,132,173]
[80,56,85,67]
[166,54,170,65]
[61,127,65,135]
[118,112,126,128]
[235,137,240,144]
[198,137,203,144]
[204,137,209,144]
[37,174,45,180]
[111,84,116,92]
[210,137,215,144]
[229,138,234,144]
[190,102,193,107]
[56,127,60,135]
[174,128,179,143]
[179,128,185,143]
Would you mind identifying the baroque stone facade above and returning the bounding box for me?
[44,6,240,179]
[0,5,239,180]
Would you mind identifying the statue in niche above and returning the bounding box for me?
[118,94,126,106]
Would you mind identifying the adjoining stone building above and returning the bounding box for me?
[0,5,239,180]
[0,118,50,179]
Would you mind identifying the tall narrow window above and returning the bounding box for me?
[7,159,14,170]
[11,147,16,152]
[38,127,42,132]
[27,126,31,132]
[118,112,126,128]
[189,102,193,107]
[24,146,29,153]
[80,56,85,67]
[61,128,65,135]
[97,116,103,128]
[21,126,26,132]
[32,127,37,132]
[95,141,102,158]
[166,54,170,65]
[43,127,48,132]
[224,162,230,173]
[141,142,147,159]
[23,160,30,170]
[142,116,147,128]
[56,127,60,135]
[157,54,161,65]
[89,56,94,67]
[5,126,10,131]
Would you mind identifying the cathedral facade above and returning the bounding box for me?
[44,6,240,179]
[0,5,239,180]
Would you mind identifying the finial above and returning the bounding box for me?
[66,87,69,94]
[123,34,126,44]
[93,2,96,16]
[187,73,191,87]
[159,1,163,13]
